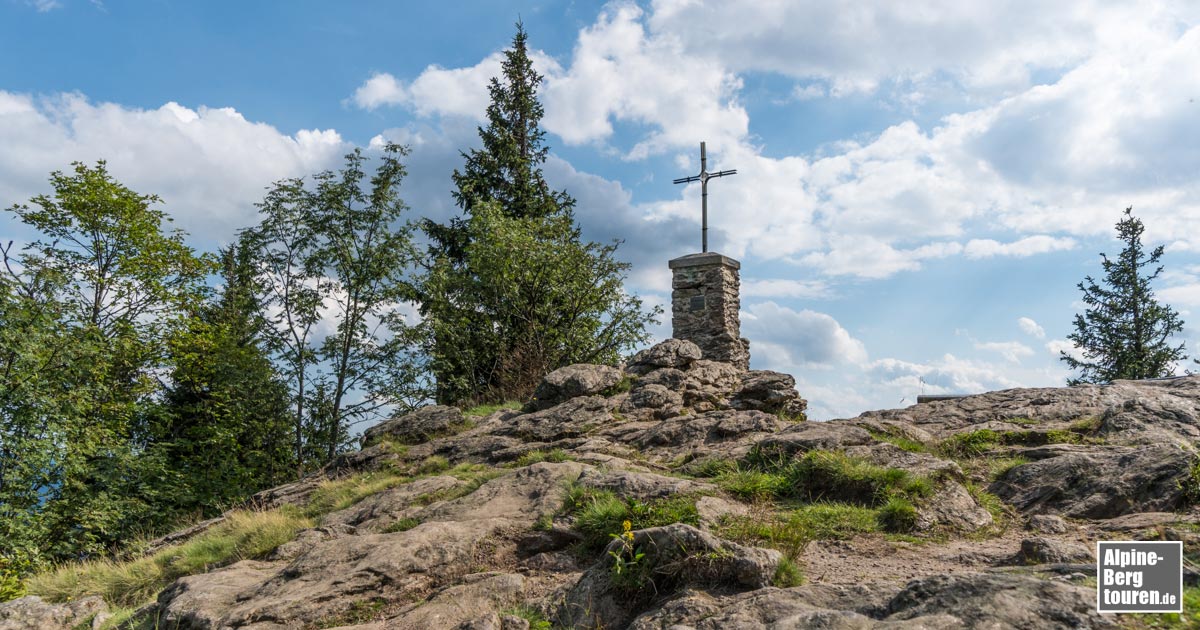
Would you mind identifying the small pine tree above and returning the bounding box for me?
[1061,207,1186,384]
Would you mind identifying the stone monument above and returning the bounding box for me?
[670,142,750,370]
[669,252,750,370]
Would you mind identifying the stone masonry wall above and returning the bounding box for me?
[669,252,750,370]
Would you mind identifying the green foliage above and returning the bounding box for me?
[601,375,636,397]
[607,519,648,591]
[1,161,212,572]
[27,509,310,608]
[420,24,658,405]
[157,241,295,517]
[771,557,805,588]
[1133,584,1200,628]
[987,456,1031,480]
[1181,457,1200,506]
[1062,207,1187,384]
[561,485,699,551]
[245,143,428,472]
[877,497,919,533]
[0,557,25,602]
[422,203,659,405]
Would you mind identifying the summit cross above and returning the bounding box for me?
[673,141,737,253]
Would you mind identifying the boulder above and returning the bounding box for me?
[730,370,807,416]
[1027,514,1070,534]
[1016,537,1094,564]
[556,523,781,629]
[529,364,623,411]
[624,383,684,419]
[884,572,1118,628]
[627,339,703,375]
[0,595,107,630]
[494,396,614,443]
[680,360,743,409]
[989,443,1195,518]
[361,405,467,448]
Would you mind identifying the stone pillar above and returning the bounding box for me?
[668,252,750,370]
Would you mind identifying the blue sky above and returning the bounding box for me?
[3,0,1200,419]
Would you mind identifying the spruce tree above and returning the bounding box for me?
[420,23,656,405]
[1061,207,1186,384]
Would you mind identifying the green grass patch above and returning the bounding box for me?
[1007,417,1039,426]
[940,427,1087,459]
[463,401,523,417]
[513,449,571,467]
[986,456,1031,481]
[867,428,928,453]
[685,457,738,478]
[561,484,700,551]
[771,557,805,587]
[776,409,807,423]
[27,509,311,609]
[720,502,880,559]
[1181,457,1200,506]
[781,450,934,507]
[715,469,789,502]
[304,471,411,518]
[416,455,450,474]
[382,517,421,533]
[1068,415,1102,434]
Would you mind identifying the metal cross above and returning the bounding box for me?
[673,141,737,253]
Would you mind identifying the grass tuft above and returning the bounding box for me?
[304,471,411,518]
[463,401,523,417]
[867,429,927,453]
[877,497,919,533]
[27,509,311,608]
[720,502,879,559]
[771,557,805,587]
[383,518,421,534]
[561,484,699,551]
[513,449,571,467]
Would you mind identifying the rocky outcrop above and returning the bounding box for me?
[361,404,467,447]
[0,595,107,630]
[989,443,1195,517]
[12,352,1200,630]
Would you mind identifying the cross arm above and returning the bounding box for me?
[710,169,737,178]
[673,175,701,184]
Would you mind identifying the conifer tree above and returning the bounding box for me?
[1061,207,1186,384]
[421,23,657,405]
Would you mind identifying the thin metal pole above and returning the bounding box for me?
[701,142,708,253]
